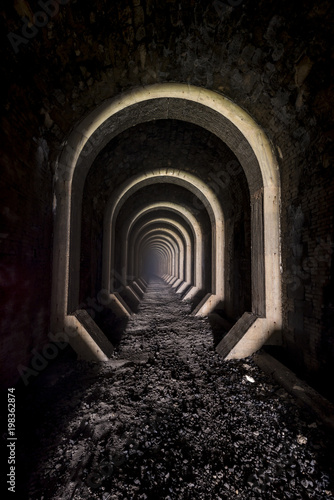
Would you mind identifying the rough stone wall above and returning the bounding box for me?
[0,0,333,391]
[283,143,334,395]
[0,95,53,389]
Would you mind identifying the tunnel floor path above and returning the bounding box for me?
[21,278,334,499]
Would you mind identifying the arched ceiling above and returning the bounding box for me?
[83,119,250,224]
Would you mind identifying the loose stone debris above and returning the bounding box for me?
[17,278,334,499]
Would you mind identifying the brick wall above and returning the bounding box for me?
[0,101,53,390]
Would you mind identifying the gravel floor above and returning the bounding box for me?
[16,278,334,499]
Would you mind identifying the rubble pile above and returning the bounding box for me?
[19,279,334,499]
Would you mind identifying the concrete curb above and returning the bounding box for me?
[253,351,334,431]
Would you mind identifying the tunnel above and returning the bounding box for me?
[1,0,334,498]
[52,86,280,361]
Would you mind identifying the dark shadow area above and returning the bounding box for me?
[208,317,229,347]
[11,360,110,499]
[94,307,129,347]
[176,285,192,299]
[187,289,208,312]
[7,350,334,500]
[208,310,236,347]
[264,345,334,405]
[118,288,139,313]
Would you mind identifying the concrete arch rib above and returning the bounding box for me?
[141,244,172,279]
[143,243,172,275]
[129,219,189,281]
[140,237,176,277]
[137,230,183,282]
[103,170,224,315]
[145,244,171,275]
[142,245,169,276]
[124,202,203,291]
[137,230,182,279]
[52,83,281,361]
[129,218,192,286]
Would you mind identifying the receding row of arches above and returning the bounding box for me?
[51,84,282,361]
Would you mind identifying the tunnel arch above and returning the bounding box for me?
[141,245,169,277]
[124,202,203,293]
[140,235,180,280]
[138,230,183,279]
[103,169,224,310]
[144,244,172,276]
[145,244,171,275]
[52,83,281,359]
[127,217,192,286]
[129,218,192,286]
[141,238,177,278]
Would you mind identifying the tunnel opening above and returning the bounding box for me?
[2,3,334,495]
[52,84,281,362]
[142,248,161,277]
[80,120,252,324]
